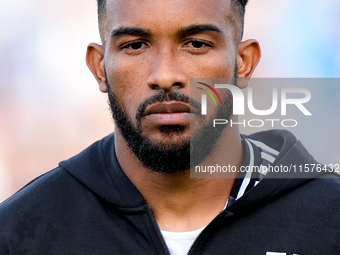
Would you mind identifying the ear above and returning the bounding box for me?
[236,39,261,88]
[86,43,107,93]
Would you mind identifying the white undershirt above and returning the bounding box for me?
[160,200,229,255]
[161,225,206,255]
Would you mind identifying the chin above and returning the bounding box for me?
[148,134,189,150]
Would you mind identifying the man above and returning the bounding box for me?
[0,0,339,254]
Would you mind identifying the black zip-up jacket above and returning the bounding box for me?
[0,130,339,254]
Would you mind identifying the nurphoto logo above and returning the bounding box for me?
[197,81,312,129]
[196,82,223,115]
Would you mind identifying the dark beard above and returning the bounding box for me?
[106,73,235,174]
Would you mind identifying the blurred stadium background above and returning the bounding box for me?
[1,0,339,202]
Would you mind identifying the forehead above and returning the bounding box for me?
[103,0,236,38]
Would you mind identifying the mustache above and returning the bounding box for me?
[136,90,201,122]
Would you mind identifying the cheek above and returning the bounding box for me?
[105,59,149,120]
[182,51,236,79]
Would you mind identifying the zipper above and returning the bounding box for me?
[187,210,234,255]
[145,204,171,255]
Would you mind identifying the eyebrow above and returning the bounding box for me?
[110,24,222,38]
[111,27,149,37]
[178,24,223,36]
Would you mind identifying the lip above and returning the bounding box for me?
[143,102,193,125]
[144,102,191,115]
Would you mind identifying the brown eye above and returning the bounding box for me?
[125,41,144,50]
[184,39,212,54]
[191,41,205,48]
[120,41,149,55]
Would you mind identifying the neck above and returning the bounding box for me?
[115,119,243,231]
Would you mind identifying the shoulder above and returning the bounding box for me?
[271,174,340,217]
[0,167,78,217]
[0,133,116,216]
[0,166,103,253]
[0,167,89,233]
[305,174,340,200]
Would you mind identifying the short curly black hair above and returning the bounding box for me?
[97,0,248,16]
[97,0,248,41]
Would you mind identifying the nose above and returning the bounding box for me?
[146,50,187,92]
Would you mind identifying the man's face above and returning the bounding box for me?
[102,0,239,172]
